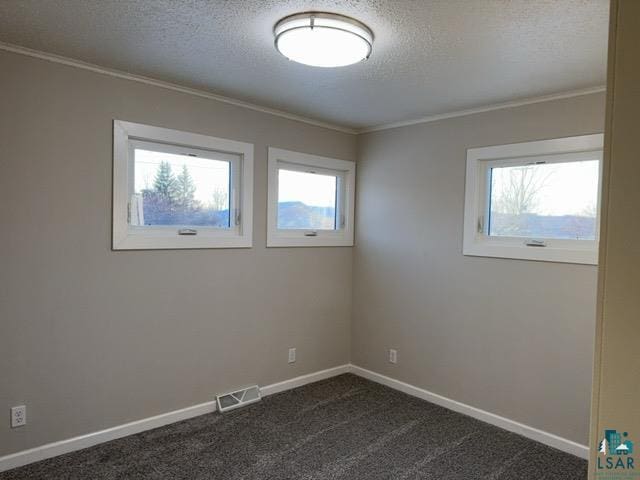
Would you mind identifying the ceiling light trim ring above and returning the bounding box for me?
[274,12,374,42]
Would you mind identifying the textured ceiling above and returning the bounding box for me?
[0,0,609,129]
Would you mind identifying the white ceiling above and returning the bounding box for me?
[0,0,609,130]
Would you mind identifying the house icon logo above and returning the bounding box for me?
[600,430,634,456]
[597,429,636,474]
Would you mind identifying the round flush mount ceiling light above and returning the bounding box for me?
[274,12,373,68]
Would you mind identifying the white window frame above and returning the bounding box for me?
[267,147,355,247]
[463,133,604,265]
[113,120,253,250]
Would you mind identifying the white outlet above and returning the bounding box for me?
[389,349,398,364]
[11,405,26,428]
[288,347,296,364]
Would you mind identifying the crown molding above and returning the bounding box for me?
[1,41,605,136]
[0,42,358,135]
[359,85,607,133]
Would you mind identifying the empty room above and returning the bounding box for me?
[1,1,639,479]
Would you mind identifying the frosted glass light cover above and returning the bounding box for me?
[274,13,373,68]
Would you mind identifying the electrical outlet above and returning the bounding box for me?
[11,405,26,428]
[288,348,296,364]
[389,349,398,364]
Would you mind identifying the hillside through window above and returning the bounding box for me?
[267,148,355,247]
[277,169,338,230]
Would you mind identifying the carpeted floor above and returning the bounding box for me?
[0,374,587,479]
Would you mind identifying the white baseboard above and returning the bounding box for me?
[349,364,589,459]
[261,364,351,397]
[0,364,350,473]
[0,400,217,473]
[0,362,588,472]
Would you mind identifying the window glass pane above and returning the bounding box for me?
[132,149,230,228]
[277,169,337,230]
[489,159,599,240]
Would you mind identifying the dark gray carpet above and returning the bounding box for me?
[0,374,587,479]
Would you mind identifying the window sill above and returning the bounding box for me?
[463,239,598,265]
[267,233,353,248]
[113,231,252,250]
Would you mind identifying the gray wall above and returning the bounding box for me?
[353,93,605,445]
[0,50,356,456]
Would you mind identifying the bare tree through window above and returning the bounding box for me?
[489,160,598,240]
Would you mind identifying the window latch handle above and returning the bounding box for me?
[178,228,198,236]
[525,239,546,247]
[304,231,318,237]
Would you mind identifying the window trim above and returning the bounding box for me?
[462,133,604,265]
[267,147,355,247]
[113,120,254,250]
